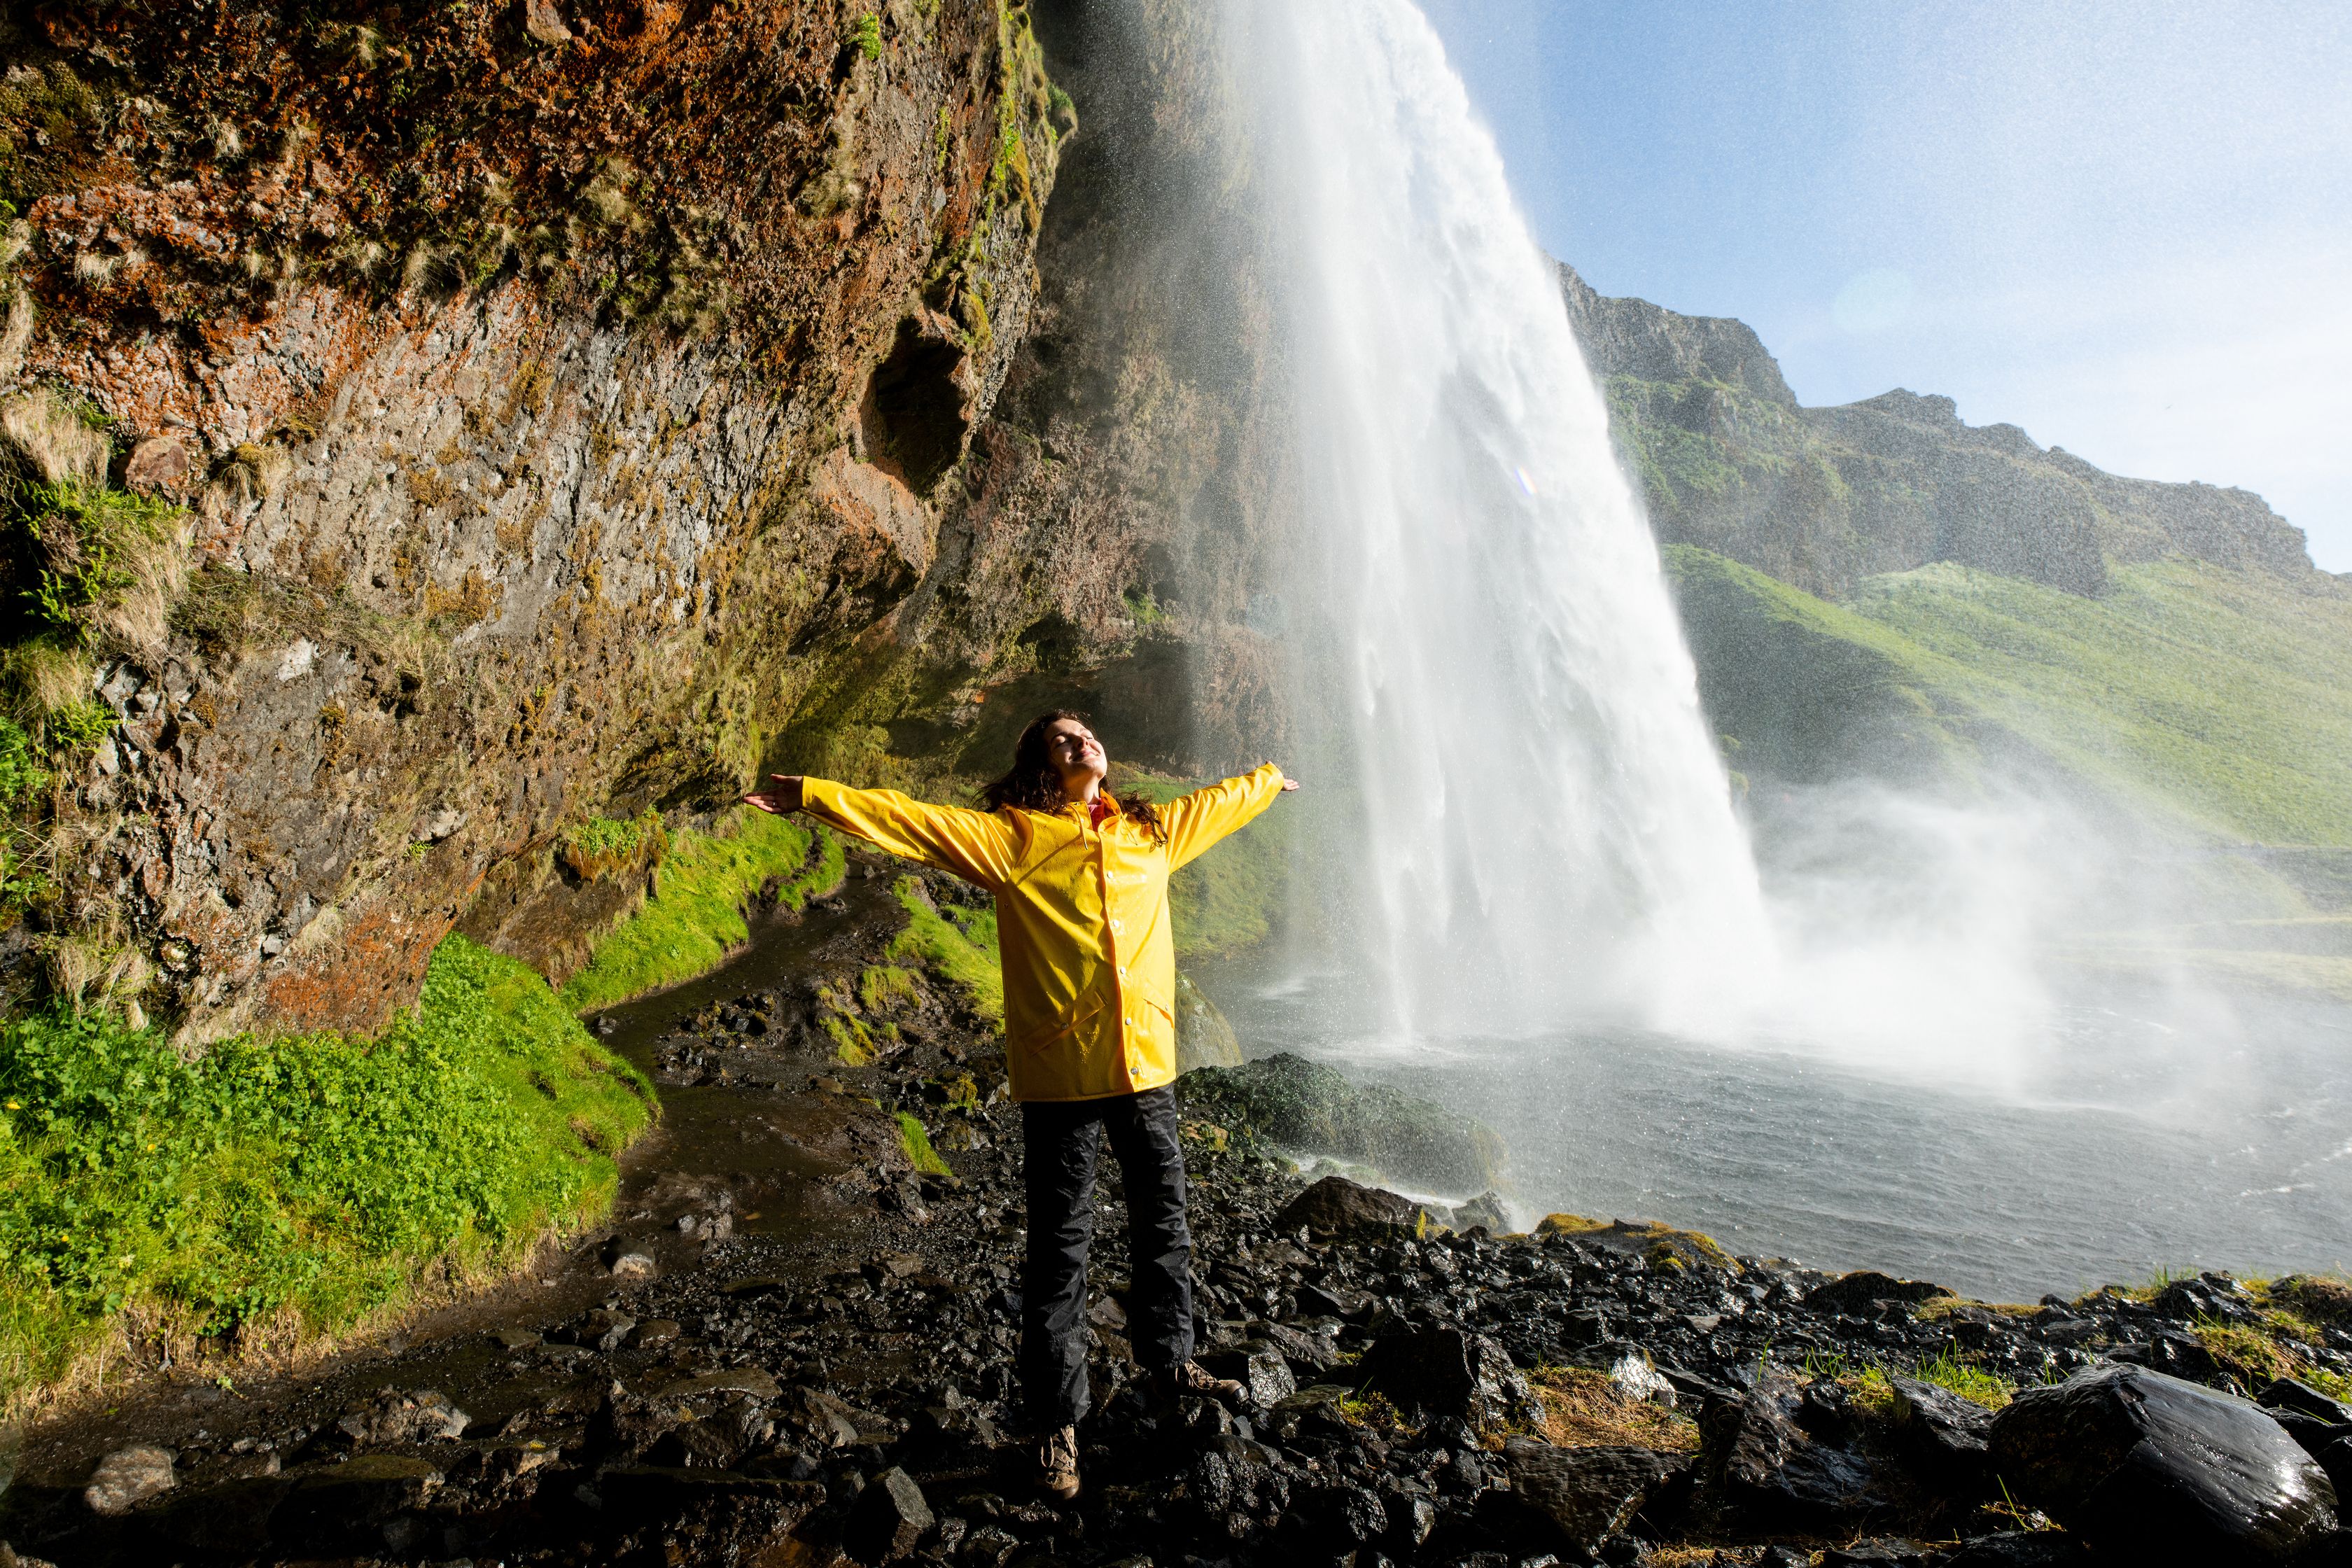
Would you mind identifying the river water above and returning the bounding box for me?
[1200,956,2352,1303]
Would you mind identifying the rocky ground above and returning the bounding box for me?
[4,853,2351,1567]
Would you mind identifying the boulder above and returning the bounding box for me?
[841,1466,935,1562]
[1805,1270,1955,1314]
[1719,1375,1884,1528]
[1889,1376,1994,1480]
[84,1445,176,1516]
[1502,1437,1689,1557]
[1987,1363,2339,1564]
[1273,1175,1430,1240]
[1449,1190,1513,1233]
[1357,1329,1541,1429]
[1174,972,1242,1071]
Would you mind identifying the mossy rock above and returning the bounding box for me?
[1174,971,1240,1072]
[1179,1053,1505,1195]
[1536,1212,1736,1273]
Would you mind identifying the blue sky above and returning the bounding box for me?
[1420,1,2352,573]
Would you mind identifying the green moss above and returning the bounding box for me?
[0,935,652,1410]
[895,1110,948,1176]
[888,875,1002,1026]
[559,810,843,1013]
[846,12,882,61]
[858,963,920,1014]
[822,1010,876,1067]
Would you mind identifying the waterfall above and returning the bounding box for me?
[1236,0,1777,1041]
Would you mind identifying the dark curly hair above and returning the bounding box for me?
[981,710,1163,841]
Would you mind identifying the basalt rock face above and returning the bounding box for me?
[0,1,1221,1038]
[1559,263,2319,598]
[792,0,1294,787]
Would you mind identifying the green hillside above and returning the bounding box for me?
[1670,546,2352,848]
[1669,545,2352,997]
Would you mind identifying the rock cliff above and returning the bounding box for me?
[1559,263,2320,598]
[0,0,1278,1044]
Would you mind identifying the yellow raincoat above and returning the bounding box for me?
[799,765,1287,1102]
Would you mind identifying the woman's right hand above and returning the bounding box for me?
[742,774,805,815]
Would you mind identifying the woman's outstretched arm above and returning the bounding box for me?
[744,774,1020,887]
[1158,763,1298,869]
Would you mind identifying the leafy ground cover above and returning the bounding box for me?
[559,807,844,1013]
[0,936,652,1415]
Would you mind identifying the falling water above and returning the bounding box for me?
[1236,0,1776,1041]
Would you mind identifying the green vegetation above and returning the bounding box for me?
[895,1110,948,1176]
[858,962,921,1014]
[0,936,652,1412]
[888,875,1002,1024]
[1907,1344,2018,1410]
[1670,545,2352,848]
[846,12,882,61]
[559,806,666,883]
[559,809,843,1014]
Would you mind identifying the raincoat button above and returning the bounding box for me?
[1110,920,1122,932]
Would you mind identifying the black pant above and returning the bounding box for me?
[1019,1085,1195,1429]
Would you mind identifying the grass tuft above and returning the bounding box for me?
[560,810,842,1013]
[0,935,652,1415]
[1525,1364,1701,1451]
[895,1110,948,1175]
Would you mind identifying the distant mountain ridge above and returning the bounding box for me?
[1557,263,2320,598]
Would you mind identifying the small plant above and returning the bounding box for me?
[1910,1344,2017,1409]
[43,699,116,755]
[847,12,882,60]
[896,1111,948,1176]
[559,807,667,883]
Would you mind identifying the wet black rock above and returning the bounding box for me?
[1987,1363,2341,1564]
[1719,1374,1885,1528]
[1501,1436,1689,1558]
[1271,1175,1428,1240]
[842,1464,934,1562]
[1357,1329,1541,1429]
[2260,1378,2352,1427]
[1805,1271,1955,1315]
[1888,1376,1993,1483]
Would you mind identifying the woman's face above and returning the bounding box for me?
[1042,718,1107,794]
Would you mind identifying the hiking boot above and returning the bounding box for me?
[1150,1360,1247,1408]
[1035,1422,1080,1501]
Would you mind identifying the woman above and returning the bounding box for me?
[743,711,1297,1499]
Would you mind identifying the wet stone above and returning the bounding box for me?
[84,1443,176,1515]
[1502,1437,1689,1558]
[1989,1363,2340,1564]
[843,1464,934,1562]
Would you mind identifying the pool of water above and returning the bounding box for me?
[1197,958,2352,1302]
